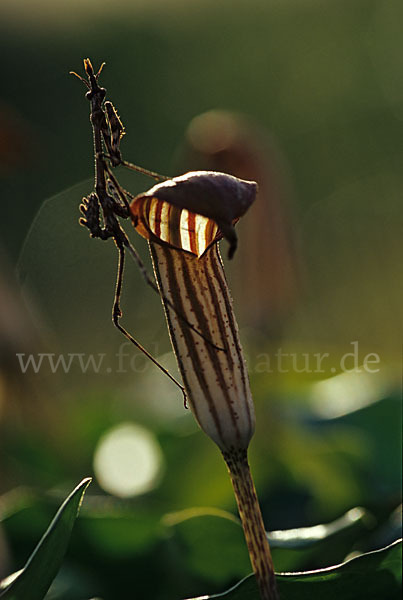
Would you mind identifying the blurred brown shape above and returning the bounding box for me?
[0,247,55,493]
[0,250,39,402]
[0,101,34,173]
[178,110,300,339]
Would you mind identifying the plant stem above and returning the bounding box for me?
[222,448,279,600]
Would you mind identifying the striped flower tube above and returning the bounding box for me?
[131,171,278,600]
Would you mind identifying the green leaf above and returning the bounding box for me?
[268,506,367,549]
[0,478,91,600]
[163,508,249,584]
[184,539,402,600]
[269,506,370,572]
[163,506,369,584]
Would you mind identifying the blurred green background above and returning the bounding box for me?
[0,0,401,598]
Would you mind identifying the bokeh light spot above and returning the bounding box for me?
[310,369,390,419]
[93,423,164,498]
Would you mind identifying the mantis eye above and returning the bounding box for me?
[130,170,257,258]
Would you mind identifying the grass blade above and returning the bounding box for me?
[0,478,91,600]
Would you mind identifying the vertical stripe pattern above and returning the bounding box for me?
[149,240,255,452]
[131,197,219,257]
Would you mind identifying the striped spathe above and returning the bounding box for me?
[131,170,257,259]
[150,240,255,452]
[130,170,257,451]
